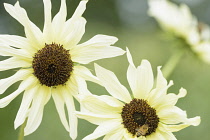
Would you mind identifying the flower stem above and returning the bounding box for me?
[162,50,185,79]
[18,120,27,140]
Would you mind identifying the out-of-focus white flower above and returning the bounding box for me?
[76,48,201,140]
[193,41,210,63]
[148,0,199,45]
[197,22,210,42]
[148,0,210,64]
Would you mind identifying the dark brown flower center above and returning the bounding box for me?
[121,98,159,137]
[32,43,73,87]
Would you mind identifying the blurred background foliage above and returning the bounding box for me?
[0,0,210,139]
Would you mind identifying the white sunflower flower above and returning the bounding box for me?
[76,48,201,140]
[0,0,125,139]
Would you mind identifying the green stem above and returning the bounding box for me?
[18,120,27,140]
[162,50,185,79]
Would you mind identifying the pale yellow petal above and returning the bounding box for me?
[0,69,32,95]
[63,17,86,49]
[4,2,44,48]
[43,0,53,43]
[14,86,38,129]
[95,63,132,103]
[156,66,167,88]
[157,106,187,124]
[76,112,120,125]
[73,65,101,85]
[97,95,124,108]
[71,0,87,20]
[126,47,135,67]
[62,90,78,139]
[146,127,176,140]
[0,57,31,71]
[0,75,37,108]
[82,119,121,140]
[0,43,31,58]
[147,80,173,108]
[80,94,122,115]
[166,116,201,132]
[71,35,125,64]
[0,35,36,54]
[52,87,69,132]
[156,88,187,109]
[134,60,154,99]
[52,0,67,43]
[103,127,124,140]
[24,85,51,135]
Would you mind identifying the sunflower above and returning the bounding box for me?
[0,0,125,139]
[76,48,200,140]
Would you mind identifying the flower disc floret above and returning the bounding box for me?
[32,43,73,87]
[121,98,159,137]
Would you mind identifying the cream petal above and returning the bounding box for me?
[103,127,124,140]
[126,49,155,100]
[76,112,120,125]
[95,63,132,103]
[4,2,44,47]
[158,88,187,108]
[14,86,38,129]
[0,75,37,108]
[156,66,167,88]
[0,43,31,58]
[0,35,36,53]
[127,64,137,95]
[126,48,135,67]
[52,87,69,132]
[147,80,173,109]
[126,48,139,97]
[185,116,201,126]
[159,132,177,140]
[71,0,87,20]
[158,106,188,124]
[62,91,77,140]
[97,95,124,108]
[80,94,121,115]
[0,69,32,95]
[0,57,31,71]
[78,35,118,46]
[63,17,86,50]
[156,123,177,140]
[74,76,93,97]
[73,65,101,85]
[83,119,121,140]
[43,0,53,43]
[146,128,176,140]
[61,0,87,46]
[24,86,51,135]
[71,35,125,64]
[60,18,76,44]
[134,60,154,99]
[52,0,67,43]
[123,130,139,140]
[146,131,165,140]
[65,76,81,100]
[166,116,201,132]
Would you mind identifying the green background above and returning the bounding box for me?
[0,0,210,139]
